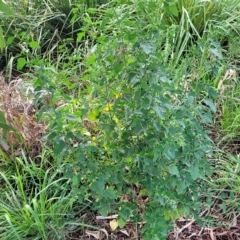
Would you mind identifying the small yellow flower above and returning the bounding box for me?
[115,93,122,99]
[103,103,113,112]
[112,115,119,123]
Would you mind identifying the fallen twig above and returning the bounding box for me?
[96,214,118,220]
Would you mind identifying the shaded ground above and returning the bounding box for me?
[63,214,240,240]
[168,217,240,240]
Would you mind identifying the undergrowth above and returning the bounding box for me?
[0,149,87,240]
[0,0,240,239]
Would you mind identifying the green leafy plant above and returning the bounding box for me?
[0,0,13,49]
[33,1,218,238]
[3,0,239,239]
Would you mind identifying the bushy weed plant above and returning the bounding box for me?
[33,1,218,238]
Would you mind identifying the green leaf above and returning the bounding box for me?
[163,147,175,159]
[167,4,179,16]
[98,202,111,216]
[221,202,226,212]
[159,75,170,83]
[130,76,139,85]
[87,8,96,14]
[140,43,152,54]
[87,111,98,121]
[113,63,124,74]
[186,95,194,105]
[77,32,85,42]
[66,114,79,121]
[0,122,21,142]
[153,146,161,162]
[167,165,179,177]
[118,206,132,221]
[153,105,165,119]
[189,165,200,180]
[0,27,5,49]
[77,153,85,165]
[17,57,27,70]
[0,122,16,132]
[53,139,66,156]
[91,179,105,195]
[153,121,161,132]
[164,0,175,4]
[103,187,116,200]
[72,175,80,187]
[118,218,126,228]
[0,110,6,124]
[203,99,216,113]
[125,32,138,44]
[100,18,110,29]
[29,41,40,49]
[210,48,222,59]
[0,111,7,137]
[0,1,13,15]
[120,0,133,4]
[86,54,96,66]
[0,137,9,151]
[200,111,212,123]
[176,181,186,194]
[6,36,13,45]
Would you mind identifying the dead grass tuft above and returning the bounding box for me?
[0,75,46,157]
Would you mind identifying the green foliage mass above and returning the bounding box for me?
[0,0,13,49]
[1,0,240,239]
[32,1,220,238]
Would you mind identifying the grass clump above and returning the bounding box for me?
[204,150,240,227]
[1,0,111,73]
[0,150,88,240]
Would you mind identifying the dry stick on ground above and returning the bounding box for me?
[175,208,209,240]
[96,215,118,220]
[176,177,240,240]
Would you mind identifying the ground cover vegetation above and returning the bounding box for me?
[0,0,240,239]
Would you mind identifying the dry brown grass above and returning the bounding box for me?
[0,74,46,157]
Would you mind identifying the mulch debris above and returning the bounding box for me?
[0,75,45,158]
[168,217,240,240]
[63,211,240,240]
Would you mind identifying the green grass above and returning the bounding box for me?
[220,87,240,136]
[1,0,111,73]
[203,150,240,227]
[0,149,94,240]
